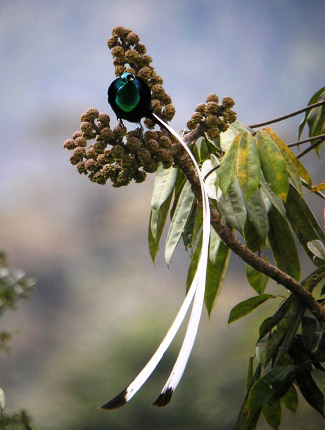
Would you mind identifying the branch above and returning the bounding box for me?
[248,100,325,128]
[297,138,325,158]
[173,147,325,325]
[288,134,325,147]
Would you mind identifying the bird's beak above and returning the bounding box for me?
[129,76,134,82]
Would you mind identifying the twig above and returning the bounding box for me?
[288,134,325,147]
[248,100,325,129]
[297,138,324,158]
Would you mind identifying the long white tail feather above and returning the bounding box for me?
[152,113,211,401]
[101,114,211,409]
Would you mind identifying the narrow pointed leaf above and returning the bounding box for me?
[228,294,275,324]
[285,185,325,261]
[268,206,300,280]
[311,369,325,395]
[182,202,197,250]
[236,132,261,199]
[307,239,325,261]
[246,356,255,393]
[248,365,296,411]
[186,232,202,291]
[262,400,281,430]
[218,133,241,195]
[311,183,325,193]
[246,263,269,294]
[302,315,317,350]
[149,194,173,262]
[295,368,324,416]
[298,87,325,139]
[246,188,269,243]
[265,128,312,187]
[218,176,247,233]
[165,181,194,265]
[205,238,231,316]
[280,383,298,413]
[257,130,289,201]
[151,164,178,213]
[260,176,286,217]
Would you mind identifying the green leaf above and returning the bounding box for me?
[182,201,197,250]
[228,294,275,324]
[165,181,194,265]
[246,263,269,294]
[218,176,247,233]
[280,383,298,413]
[311,369,325,395]
[302,315,317,350]
[285,185,325,262]
[295,368,324,416]
[246,188,269,243]
[248,365,296,411]
[262,400,281,430]
[257,130,289,201]
[186,232,202,291]
[236,132,261,199]
[205,233,231,316]
[260,176,286,217]
[219,121,248,152]
[298,87,325,139]
[246,356,255,393]
[268,206,300,280]
[218,133,241,195]
[148,195,173,262]
[307,239,325,261]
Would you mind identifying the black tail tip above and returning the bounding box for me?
[100,387,128,410]
[153,388,174,407]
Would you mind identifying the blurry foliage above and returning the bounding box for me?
[0,252,37,428]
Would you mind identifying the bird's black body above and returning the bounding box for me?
[108,73,153,123]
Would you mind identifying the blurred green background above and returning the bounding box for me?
[0,1,324,428]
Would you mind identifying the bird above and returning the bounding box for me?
[108,72,168,131]
[102,73,211,409]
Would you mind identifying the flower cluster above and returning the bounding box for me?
[108,26,175,126]
[187,94,237,138]
[64,108,179,187]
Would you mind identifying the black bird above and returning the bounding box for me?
[108,72,167,130]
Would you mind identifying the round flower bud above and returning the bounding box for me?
[100,127,114,142]
[92,171,106,185]
[86,146,97,159]
[140,54,152,66]
[81,107,99,122]
[76,161,87,174]
[206,101,219,115]
[115,65,125,76]
[144,131,158,142]
[70,154,81,165]
[151,98,161,113]
[113,124,127,139]
[218,122,229,132]
[228,111,237,123]
[144,118,155,129]
[150,74,163,85]
[152,84,165,99]
[97,154,105,165]
[111,46,125,58]
[206,115,219,128]
[136,43,146,54]
[73,131,83,140]
[164,104,176,121]
[72,147,85,160]
[102,164,115,177]
[98,113,110,128]
[207,128,220,138]
[162,156,174,169]
[124,67,136,75]
[81,121,94,133]
[146,139,159,153]
[64,139,75,150]
[137,67,152,80]
[195,104,206,115]
[163,94,172,105]
[159,136,172,148]
[169,144,178,156]
[187,119,197,130]
[126,136,142,151]
[156,148,169,162]
[134,169,146,183]
[125,49,139,63]
[191,112,203,125]
[222,97,235,108]
[112,26,129,38]
[143,161,158,173]
[85,158,97,171]
[111,144,125,159]
[107,36,119,48]
[126,32,140,45]
[206,94,219,103]
[137,148,151,164]
[74,136,87,147]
